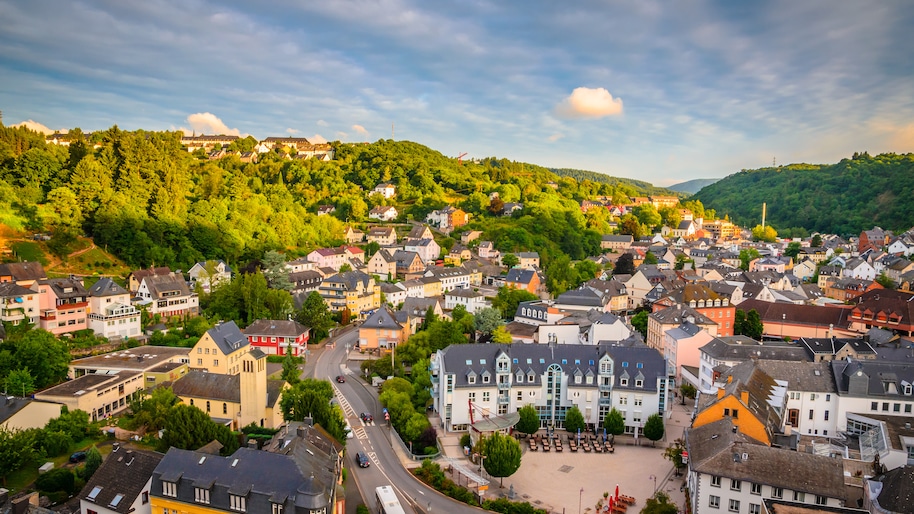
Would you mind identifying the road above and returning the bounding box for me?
[310,328,481,514]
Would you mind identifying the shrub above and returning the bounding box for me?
[36,468,76,495]
[459,433,472,448]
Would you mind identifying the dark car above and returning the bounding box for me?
[355,451,370,468]
[335,375,346,383]
[69,451,87,463]
[360,412,373,423]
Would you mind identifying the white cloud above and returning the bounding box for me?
[554,87,624,119]
[335,131,348,139]
[548,133,564,142]
[182,112,241,136]
[352,124,368,135]
[316,119,328,127]
[12,119,55,134]
[309,134,328,144]
[286,128,300,134]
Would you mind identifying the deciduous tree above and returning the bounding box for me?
[564,406,586,434]
[481,431,522,487]
[643,413,664,446]
[516,404,539,436]
[604,407,625,435]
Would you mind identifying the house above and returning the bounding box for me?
[397,297,445,333]
[244,319,310,356]
[306,246,363,272]
[0,397,62,431]
[431,342,672,433]
[685,418,846,514]
[663,322,715,382]
[78,448,163,514]
[793,259,818,282]
[737,300,855,340]
[372,182,396,198]
[0,281,40,326]
[68,346,190,379]
[318,270,380,319]
[695,337,811,394]
[369,205,398,221]
[461,230,483,244]
[172,349,287,429]
[824,278,881,302]
[553,286,613,313]
[0,261,47,288]
[150,443,341,514]
[394,250,426,277]
[588,311,633,344]
[127,266,172,293]
[516,251,540,269]
[289,269,323,294]
[653,282,736,337]
[843,258,878,281]
[424,267,472,292]
[35,371,144,422]
[316,204,336,216]
[477,241,501,260]
[505,268,540,295]
[426,206,469,231]
[190,321,251,374]
[368,249,397,281]
[847,289,914,336]
[501,202,524,216]
[180,133,239,151]
[405,238,441,264]
[750,360,838,438]
[601,234,634,251]
[187,259,232,293]
[38,277,89,335]
[88,278,142,339]
[367,226,398,246]
[830,357,914,436]
[379,282,408,307]
[343,226,365,244]
[859,227,891,253]
[444,287,490,314]
[358,306,409,353]
[135,272,199,319]
[646,306,717,352]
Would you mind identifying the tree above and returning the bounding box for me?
[491,286,538,320]
[738,248,760,271]
[640,491,678,514]
[480,431,522,487]
[490,326,513,344]
[473,307,503,336]
[744,309,764,339]
[633,204,662,231]
[643,414,664,446]
[751,224,778,242]
[261,250,292,290]
[663,438,687,476]
[614,253,635,276]
[631,311,648,338]
[279,379,346,442]
[811,234,823,248]
[875,272,894,289]
[643,251,658,265]
[8,329,70,389]
[564,406,586,434]
[604,407,625,435]
[680,383,697,404]
[157,403,239,455]
[501,253,519,268]
[83,445,102,480]
[281,352,302,385]
[4,368,35,397]
[784,241,802,259]
[0,426,36,486]
[516,404,540,436]
[619,215,643,239]
[129,386,178,432]
[295,291,334,342]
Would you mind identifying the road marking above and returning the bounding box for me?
[353,427,368,440]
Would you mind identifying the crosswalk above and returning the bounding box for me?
[332,383,374,441]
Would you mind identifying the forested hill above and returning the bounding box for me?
[667,178,718,194]
[0,124,660,290]
[550,167,679,197]
[691,153,914,236]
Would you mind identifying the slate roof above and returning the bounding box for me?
[324,270,372,290]
[143,273,192,298]
[702,360,786,440]
[79,448,164,513]
[506,268,536,284]
[0,281,35,297]
[699,336,810,362]
[753,360,836,392]
[362,306,403,330]
[555,286,607,307]
[243,319,309,338]
[206,321,250,355]
[38,371,142,397]
[799,337,876,359]
[868,465,914,514]
[738,299,852,329]
[0,397,59,424]
[831,358,914,398]
[42,277,89,299]
[89,277,129,297]
[686,418,846,499]
[0,261,47,281]
[649,305,715,326]
[173,371,242,402]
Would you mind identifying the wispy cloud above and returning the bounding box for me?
[351,124,369,136]
[286,128,300,135]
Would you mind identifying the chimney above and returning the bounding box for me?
[247,439,259,450]
[741,391,749,405]
[717,389,725,399]
[296,425,307,439]
[727,375,733,384]
[784,423,792,436]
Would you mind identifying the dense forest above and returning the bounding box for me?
[691,152,914,237]
[549,168,677,197]
[667,178,718,194]
[0,123,656,275]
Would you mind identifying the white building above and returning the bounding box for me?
[432,343,671,434]
[444,287,490,314]
[424,267,472,292]
[187,259,232,293]
[135,273,199,318]
[697,337,808,394]
[88,278,142,339]
[0,281,39,326]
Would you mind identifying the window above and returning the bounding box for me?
[809,409,814,420]
[482,391,490,402]
[750,483,761,495]
[230,494,246,512]
[732,409,739,418]
[206,401,211,412]
[619,396,628,406]
[824,410,829,421]
[213,359,219,367]
[197,358,203,366]
[468,392,476,402]
[142,491,149,504]
[871,401,878,411]
[793,492,805,502]
[195,487,211,504]
[162,482,177,498]
[728,499,740,512]
[468,375,476,384]
[906,405,912,413]
[825,394,831,401]
[709,496,720,509]
[815,496,827,506]
[894,403,901,412]
[882,402,889,411]
[731,479,741,491]
[635,379,644,387]
[272,504,284,514]
[634,396,643,406]
[517,391,523,401]
[772,487,783,499]
[483,374,490,383]
[749,504,760,514]
[620,379,628,386]
[711,476,721,487]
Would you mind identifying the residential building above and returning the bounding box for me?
[0,281,39,326]
[372,182,396,198]
[696,336,809,394]
[426,206,469,231]
[738,300,855,340]
[751,360,838,437]
[367,226,398,246]
[343,226,365,244]
[686,418,846,514]
[369,205,398,221]
[38,277,89,335]
[368,249,397,281]
[35,371,144,422]
[316,204,335,216]
[244,319,310,356]
[78,447,163,514]
[831,357,914,434]
[319,270,380,319]
[588,311,633,343]
[664,322,715,382]
[0,261,46,287]
[432,343,671,434]
[190,321,251,374]
[424,267,472,292]
[477,241,501,261]
[180,133,239,151]
[505,268,540,295]
[407,225,435,241]
[517,252,541,269]
[307,246,363,272]
[653,283,736,337]
[0,397,62,431]
[358,306,409,353]
[186,259,232,293]
[444,287,490,314]
[394,250,425,277]
[859,227,890,254]
[847,289,914,336]
[647,306,717,352]
[127,266,172,293]
[88,278,141,339]
[601,234,634,251]
[798,337,876,362]
[461,230,483,244]
[135,272,199,318]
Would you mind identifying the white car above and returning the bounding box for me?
[344,424,354,439]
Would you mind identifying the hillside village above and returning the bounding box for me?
[1,133,914,514]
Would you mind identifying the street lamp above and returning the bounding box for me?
[649,475,657,495]
[579,487,584,514]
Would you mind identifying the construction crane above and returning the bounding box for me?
[457,152,467,165]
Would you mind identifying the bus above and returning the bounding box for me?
[375,485,406,514]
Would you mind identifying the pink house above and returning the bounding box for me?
[307,246,365,271]
[38,277,89,335]
[663,322,715,382]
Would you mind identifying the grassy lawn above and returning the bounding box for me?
[10,241,48,265]
[67,246,130,277]
[4,435,108,494]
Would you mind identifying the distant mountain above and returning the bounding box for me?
[667,178,718,194]
[692,153,914,237]
[550,168,682,196]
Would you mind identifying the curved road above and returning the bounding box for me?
[311,329,481,514]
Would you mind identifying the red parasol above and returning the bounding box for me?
[615,484,620,501]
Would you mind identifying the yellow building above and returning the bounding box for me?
[1,397,62,430]
[190,321,251,374]
[358,306,410,353]
[172,348,287,430]
[144,362,190,388]
[318,270,380,320]
[420,276,443,297]
[35,371,144,422]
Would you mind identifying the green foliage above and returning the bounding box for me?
[0,328,70,389]
[281,353,303,385]
[501,253,519,268]
[876,272,894,289]
[640,491,678,514]
[643,413,664,444]
[412,459,479,506]
[474,307,503,335]
[614,253,635,275]
[482,497,548,514]
[157,403,240,455]
[734,309,764,339]
[279,379,347,442]
[480,431,522,486]
[563,406,586,434]
[752,224,778,242]
[739,248,760,271]
[663,438,687,471]
[45,408,97,442]
[295,291,334,342]
[784,242,802,259]
[0,426,37,485]
[516,404,540,435]
[692,153,914,236]
[82,446,102,480]
[4,368,35,397]
[630,311,648,338]
[127,387,179,432]
[492,286,538,320]
[680,383,697,400]
[356,505,371,514]
[202,271,293,326]
[604,408,625,435]
[35,467,76,496]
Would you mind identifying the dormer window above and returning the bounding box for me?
[230,494,247,512]
[635,379,643,387]
[482,374,490,384]
[528,373,535,382]
[194,487,210,504]
[162,482,177,498]
[468,374,476,384]
[515,372,524,383]
[620,378,629,386]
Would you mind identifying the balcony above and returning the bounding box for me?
[497,395,510,405]
[599,397,613,406]
[497,382,511,390]
[599,383,612,392]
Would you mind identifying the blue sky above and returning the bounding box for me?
[2,0,913,186]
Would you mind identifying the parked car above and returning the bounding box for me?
[335,375,346,383]
[360,412,373,423]
[69,451,87,463]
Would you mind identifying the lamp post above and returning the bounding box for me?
[649,475,657,495]
[579,487,584,514]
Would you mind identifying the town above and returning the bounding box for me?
[1,130,913,514]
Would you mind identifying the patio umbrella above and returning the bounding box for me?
[603,427,607,442]
[577,427,581,443]
[609,496,614,512]
[615,484,619,501]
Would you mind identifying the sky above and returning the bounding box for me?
[1,0,913,186]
